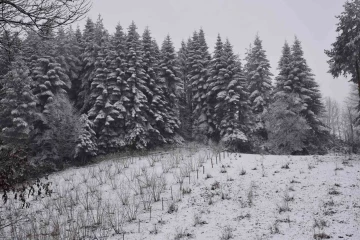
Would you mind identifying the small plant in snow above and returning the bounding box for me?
[220,166,227,173]
[182,186,192,195]
[205,173,213,179]
[167,201,178,214]
[281,162,290,169]
[161,159,172,173]
[220,226,234,240]
[278,200,291,213]
[173,228,193,240]
[313,218,330,239]
[211,181,220,190]
[193,213,207,226]
[239,168,246,175]
[308,163,315,170]
[150,224,158,235]
[284,190,294,202]
[269,220,280,234]
[328,187,341,195]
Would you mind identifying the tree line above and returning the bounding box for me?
[0,16,329,171]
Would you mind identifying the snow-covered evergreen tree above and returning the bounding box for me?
[54,26,82,102]
[177,39,192,139]
[123,22,152,149]
[86,50,110,153]
[217,39,250,150]
[289,37,328,152]
[0,61,37,146]
[273,37,328,153]
[158,35,181,140]
[207,34,226,140]
[187,30,211,140]
[78,17,109,113]
[74,114,98,162]
[273,41,292,99]
[244,34,272,115]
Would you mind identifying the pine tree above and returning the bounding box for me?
[54,26,82,102]
[158,35,181,140]
[110,23,126,62]
[74,114,98,162]
[187,30,211,140]
[207,34,226,140]
[31,56,71,113]
[177,40,192,139]
[0,61,37,146]
[217,39,250,150]
[123,22,152,149]
[273,41,292,98]
[289,37,328,152]
[78,17,109,113]
[87,50,109,153]
[273,37,328,154]
[244,34,272,115]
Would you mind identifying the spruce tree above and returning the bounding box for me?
[177,40,192,139]
[215,40,249,151]
[158,35,181,140]
[273,41,292,98]
[217,39,250,150]
[187,30,211,140]
[0,61,37,146]
[74,114,98,162]
[207,34,225,140]
[123,22,152,149]
[244,34,272,115]
[78,17,109,112]
[273,37,328,153]
[289,37,328,152]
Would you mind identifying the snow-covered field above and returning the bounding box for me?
[1,145,359,240]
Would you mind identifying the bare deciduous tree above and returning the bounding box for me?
[0,0,91,33]
[322,96,341,137]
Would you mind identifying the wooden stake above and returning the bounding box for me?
[162,198,164,211]
[150,206,152,220]
[171,186,173,200]
[197,169,199,179]
[203,165,205,174]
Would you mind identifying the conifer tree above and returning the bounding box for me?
[217,39,250,150]
[123,22,153,149]
[207,34,225,140]
[273,41,292,98]
[158,35,181,139]
[244,34,272,115]
[74,114,98,162]
[273,37,327,153]
[78,17,109,112]
[54,26,82,102]
[0,61,37,146]
[87,50,109,153]
[187,30,211,140]
[289,37,327,152]
[177,40,192,139]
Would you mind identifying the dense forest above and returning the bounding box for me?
[0,15,335,172]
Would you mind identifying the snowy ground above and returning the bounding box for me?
[1,144,360,240]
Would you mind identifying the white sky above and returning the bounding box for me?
[78,0,352,105]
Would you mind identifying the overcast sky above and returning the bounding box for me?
[79,0,351,105]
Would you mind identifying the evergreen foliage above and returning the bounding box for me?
[244,34,272,115]
[0,61,36,146]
